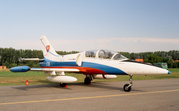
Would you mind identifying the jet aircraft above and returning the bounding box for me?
[10,36,171,92]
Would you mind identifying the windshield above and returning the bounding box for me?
[85,49,128,60]
[112,53,127,60]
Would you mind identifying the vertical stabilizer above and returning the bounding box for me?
[40,36,62,61]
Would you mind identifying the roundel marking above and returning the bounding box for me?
[46,45,50,52]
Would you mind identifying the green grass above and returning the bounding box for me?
[0,68,179,86]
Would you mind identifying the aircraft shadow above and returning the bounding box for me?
[13,81,143,92]
[12,84,58,91]
[69,82,143,92]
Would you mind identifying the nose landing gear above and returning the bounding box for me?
[123,75,133,92]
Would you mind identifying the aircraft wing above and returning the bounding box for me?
[10,66,80,73]
[31,68,80,72]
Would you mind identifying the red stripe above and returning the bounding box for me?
[40,66,106,74]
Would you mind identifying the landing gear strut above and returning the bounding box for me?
[60,83,67,87]
[123,75,133,92]
[84,75,93,85]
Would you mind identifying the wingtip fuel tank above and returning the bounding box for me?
[10,66,30,72]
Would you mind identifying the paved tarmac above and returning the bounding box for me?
[0,79,179,111]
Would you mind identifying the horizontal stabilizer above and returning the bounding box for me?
[19,58,44,62]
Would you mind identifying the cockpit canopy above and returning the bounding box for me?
[85,49,128,60]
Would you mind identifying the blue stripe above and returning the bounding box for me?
[40,58,78,67]
[82,62,127,75]
[41,58,127,75]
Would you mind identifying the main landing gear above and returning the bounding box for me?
[123,75,133,92]
[60,83,67,88]
[83,74,133,92]
[84,75,93,85]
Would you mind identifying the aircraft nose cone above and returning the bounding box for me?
[168,71,171,74]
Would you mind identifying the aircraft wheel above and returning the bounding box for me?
[123,84,132,92]
[60,83,67,87]
[84,77,91,85]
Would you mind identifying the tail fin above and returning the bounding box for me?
[40,36,62,61]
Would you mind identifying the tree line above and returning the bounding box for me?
[120,50,179,68]
[0,48,178,68]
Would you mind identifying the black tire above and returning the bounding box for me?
[123,84,132,92]
[84,77,91,85]
[60,83,67,87]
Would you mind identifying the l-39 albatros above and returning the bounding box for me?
[10,36,170,92]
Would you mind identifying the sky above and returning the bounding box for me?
[0,0,178,52]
